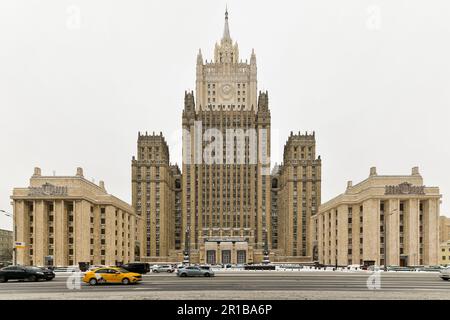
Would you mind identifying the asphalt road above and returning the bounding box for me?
[0,271,449,299]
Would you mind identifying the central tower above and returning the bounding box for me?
[182,10,272,264]
[195,9,257,112]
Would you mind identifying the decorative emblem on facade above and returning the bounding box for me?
[219,83,235,101]
[385,182,425,195]
[28,183,68,196]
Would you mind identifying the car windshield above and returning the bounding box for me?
[115,268,130,273]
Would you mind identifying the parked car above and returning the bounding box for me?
[88,265,106,271]
[40,267,56,280]
[82,267,142,285]
[367,265,382,272]
[121,263,150,274]
[439,267,450,281]
[0,266,55,282]
[419,265,443,272]
[177,266,215,277]
[199,265,212,271]
[53,266,81,273]
[151,265,175,273]
[387,265,415,272]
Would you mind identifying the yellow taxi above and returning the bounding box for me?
[82,267,142,285]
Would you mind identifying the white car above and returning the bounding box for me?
[151,265,175,273]
[439,267,450,281]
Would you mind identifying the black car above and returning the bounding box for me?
[0,266,55,282]
[121,263,150,274]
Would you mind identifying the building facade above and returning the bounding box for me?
[12,167,139,267]
[439,241,450,266]
[276,132,321,262]
[132,133,182,262]
[438,216,450,265]
[313,167,441,267]
[439,216,450,243]
[0,229,13,264]
[132,10,321,264]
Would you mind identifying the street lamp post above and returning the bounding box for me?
[263,228,270,265]
[0,210,15,265]
[259,204,270,265]
[183,227,190,265]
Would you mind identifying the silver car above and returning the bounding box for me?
[151,265,175,273]
[176,266,215,277]
[439,267,450,280]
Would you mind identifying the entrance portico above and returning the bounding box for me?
[200,237,253,264]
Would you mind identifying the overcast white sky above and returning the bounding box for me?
[0,0,449,231]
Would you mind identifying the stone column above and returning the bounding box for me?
[330,209,336,265]
[317,214,323,264]
[14,200,27,265]
[322,212,328,264]
[407,198,420,266]
[231,242,237,264]
[337,205,348,266]
[129,214,136,262]
[386,199,400,266]
[93,205,101,265]
[54,200,67,267]
[217,244,221,264]
[105,205,116,266]
[123,211,129,264]
[351,205,359,264]
[34,200,45,266]
[425,199,439,265]
[363,199,379,264]
[74,200,91,264]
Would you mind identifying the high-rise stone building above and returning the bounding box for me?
[277,132,321,261]
[133,10,321,264]
[182,11,271,265]
[132,132,181,262]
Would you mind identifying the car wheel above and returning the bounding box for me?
[442,278,449,281]
[27,275,38,282]
[204,273,211,277]
[180,273,187,277]
[167,270,172,273]
[89,278,98,286]
[122,278,130,285]
[0,276,7,283]
[45,278,53,281]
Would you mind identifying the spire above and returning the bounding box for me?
[197,48,203,65]
[223,7,231,41]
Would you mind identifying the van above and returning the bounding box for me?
[121,262,150,274]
